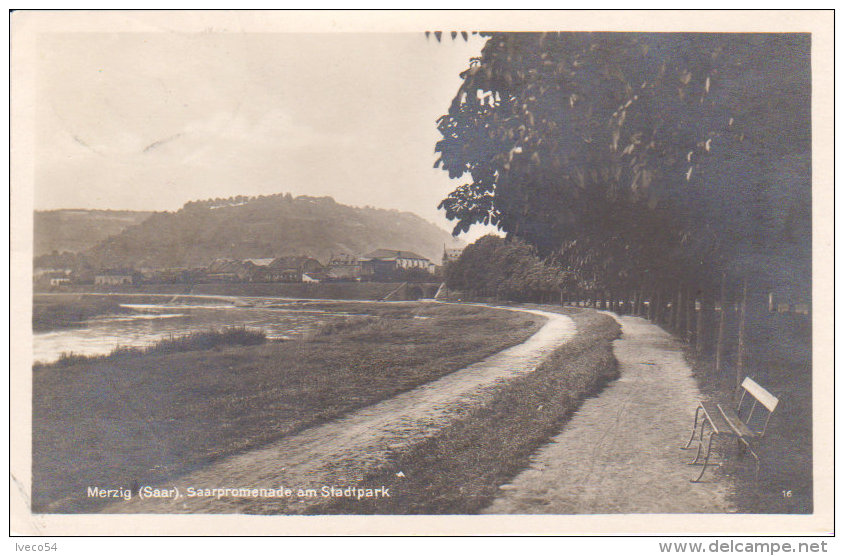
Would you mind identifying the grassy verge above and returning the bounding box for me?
[33,295,134,331]
[685,314,811,514]
[318,307,620,515]
[44,327,267,367]
[32,302,542,513]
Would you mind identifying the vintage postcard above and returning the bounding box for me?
[9,10,834,536]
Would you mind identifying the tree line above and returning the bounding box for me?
[437,32,811,388]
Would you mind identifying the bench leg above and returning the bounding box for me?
[682,405,703,449]
[741,439,761,480]
[691,432,717,483]
[688,418,708,465]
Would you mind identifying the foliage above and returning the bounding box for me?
[34,209,154,258]
[445,234,568,301]
[436,33,810,297]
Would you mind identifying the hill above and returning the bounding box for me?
[34,209,154,257]
[82,194,462,268]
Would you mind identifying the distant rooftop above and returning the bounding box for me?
[243,258,274,267]
[361,249,429,261]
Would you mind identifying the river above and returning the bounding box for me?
[33,295,372,364]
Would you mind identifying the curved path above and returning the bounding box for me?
[109,305,576,513]
[483,314,735,514]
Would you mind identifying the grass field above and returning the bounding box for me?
[319,307,621,514]
[32,302,542,513]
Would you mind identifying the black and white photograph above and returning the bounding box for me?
[9,10,833,536]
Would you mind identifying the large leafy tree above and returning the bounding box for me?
[436,32,810,299]
[444,234,566,301]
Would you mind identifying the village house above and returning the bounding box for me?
[325,253,362,281]
[204,256,325,283]
[94,269,135,286]
[143,267,206,284]
[242,258,275,282]
[34,267,73,288]
[206,259,251,282]
[359,249,435,281]
[258,256,324,282]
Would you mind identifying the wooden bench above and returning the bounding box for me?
[682,377,779,482]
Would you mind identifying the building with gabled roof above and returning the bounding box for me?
[359,249,435,280]
[206,259,251,282]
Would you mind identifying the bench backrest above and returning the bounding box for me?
[737,377,779,437]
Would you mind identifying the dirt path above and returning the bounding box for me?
[483,314,735,514]
[108,305,576,513]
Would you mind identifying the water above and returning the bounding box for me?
[33,296,365,364]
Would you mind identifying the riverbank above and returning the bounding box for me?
[32,302,542,513]
[105,304,577,514]
[33,295,134,332]
[35,281,425,301]
[33,293,241,332]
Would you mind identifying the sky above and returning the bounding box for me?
[35,32,500,241]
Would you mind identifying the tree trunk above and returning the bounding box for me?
[666,288,674,329]
[657,289,665,324]
[652,290,659,322]
[675,286,684,335]
[695,291,709,355]
[715,273,728,376]
[686,286,696,344]
[736,277,748,396]
[648,288,657,321]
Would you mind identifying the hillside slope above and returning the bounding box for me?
[34,209,154,257]
[84,194,462,268]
